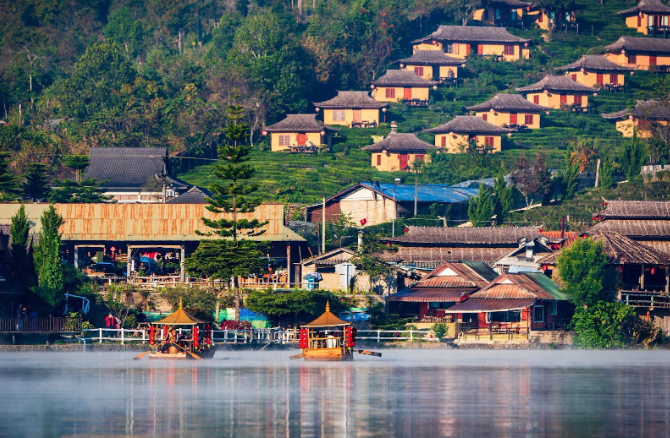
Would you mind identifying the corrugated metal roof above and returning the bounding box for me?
[462,261,499,282]
[444,298,536,313]
[359,182,478,203]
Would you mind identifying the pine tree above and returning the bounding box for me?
[599,159,615,190]
[493,175,513,223]
[33,205,64,309]
[10,204,34,291]
[0,153,19,201]
[22,163,50,201]
[49,179,113,203]
[468,184,495,227]
[559,150,580,200]
[63,155,90,184]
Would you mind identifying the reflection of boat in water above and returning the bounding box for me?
[293,302,380,361]
[144,300,216,360]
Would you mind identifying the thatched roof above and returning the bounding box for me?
[370,70,437,87]
[362,133,438,152]
[602,100,670,120]
[413,26,531,44]
[618,0,670,16]
[466,94,551,112]
[605,36,670,54]
[599,200,670,219]
[313,91,387,109]
[557,55,635,72]
[516,75,596,93]
[263,114,336,133]
[384,225,542,245]
[425,116,511,134]
[398,50,465,66]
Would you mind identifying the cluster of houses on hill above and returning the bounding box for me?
[258,0,670,172]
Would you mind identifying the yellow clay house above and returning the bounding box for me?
[313,91,387,128]
[557,55,634,88]
[370,70,437,104]
[412,26,531,61]
[362,133,438,172]
[473,0,531,28]
[602,100,670,138]
[516,75,596,109]
[526,5,581,32]
[605,36,670,70]
[398,50,465,82]
[425,116,511,153]
[263,114,336,152]
[465,94,550,130]
[618,0,670,35]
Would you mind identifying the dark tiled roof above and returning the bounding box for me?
[425,116,511,134]
[466,94,551,112]
[599,200,670,219]
[490,0,532,6]
[85,147,167,189]
[602,100,670,120]
[516,75,596,93]
[398,50,465,66]
[301,247,355,266]
[557,55,635,72]
[362,133,438,152]
[263,114,335,133]
[166,186,212,204]
[386,225,542,245]
[397,246,514,264]
[618,0,670,16]
[413,26,531,44]
[387,287,476,302]
[445,298,537,312]
[605,36,670,54]
[370,70,437,87]
[313,91,387,109]
[587,220,670,239]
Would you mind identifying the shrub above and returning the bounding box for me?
[432,323,448,341]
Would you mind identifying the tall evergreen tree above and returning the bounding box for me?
[599,158,615,190]
[63,155,90,184]
[22,163,50,201]
[559,150,580,200]
[493,175,513,223]
[620,135,647,180]
[33,205,64,309]
[468,184,495,227]
[49,179,113,203]
[0,153,19,201]
[10,204,33,291]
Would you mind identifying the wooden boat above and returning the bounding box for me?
[295,302,356,361]
[143,299,216,360]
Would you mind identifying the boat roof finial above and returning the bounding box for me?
[179,298,183,310]
[326,300,330,312]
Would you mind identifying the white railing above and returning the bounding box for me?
[356,329,438,342]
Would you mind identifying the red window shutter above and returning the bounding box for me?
[485,137,494,147]
[525,114,533,125]
[571,74,577,82]
[440,136,446,147]
[611,74,618,85]
[651,56,657,65]
[539,13,543,23]
[533,95,540,104]
[560,95,567,105]
[477,45,483,55]
[416,154,424,162]
[628,54,637,64]
[466,44,471,56]
[415,67,423,76]
[377,155,381,166]
[638,15,642,27]
[574,95,582,106]
[481,114,487,122]
[510,113,517,125]
[596,74,603,85]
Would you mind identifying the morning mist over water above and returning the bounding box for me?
[1,350,669,438]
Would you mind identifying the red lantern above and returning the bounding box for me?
[539,228,543,233]
[619,265,623,273]
[541,265,547,272]
[162,325,168,341]
[597,216,602,221]
[403,227,408,233]
[205,324,212,347]
[360,218,367,226]
[345,326,355,348]
[193,326,199,347]
[149,325,156,346]
[651,267,656,275]
[386,242,391,246]
[603,202,607,207]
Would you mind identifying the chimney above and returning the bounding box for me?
[525,241,535,259]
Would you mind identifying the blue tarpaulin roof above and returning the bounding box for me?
[359,182,478,203]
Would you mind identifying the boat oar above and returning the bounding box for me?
[175,343,202,360]
[354,349,382,357]
[133,350,152,360]
[289,353,304,360]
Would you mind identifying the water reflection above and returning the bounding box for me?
[1,351,670,437]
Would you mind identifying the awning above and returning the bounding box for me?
[444,298,536,313]
[387,287,476,302]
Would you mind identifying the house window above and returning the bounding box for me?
[611,74,619,85]
[278,135,291,146]
[549,301,558,316]
[533,95,540,104]
[574,95,583,106]
[628,54,637,64]
[376,155,381,166]
[650,55,657,66]
[333,110,345,121]
[453,44,459,55]
[504,45,515,56]
[539,12,543,23]
[414,66,424,76]
[481,113,487,122]
[571,74,577,82]
[445,43,453,53]
[596,74,603,85]
[485,136,494,147]
[440,136,446,147]
[525,114,534,125]
[560,95,567,105]
[415,154,425,162]
[533,305,545,323]
[487,310,521,323]
[385,88,395,98]
[510,113,517,125]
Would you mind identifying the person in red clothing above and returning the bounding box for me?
[105,313,115,329]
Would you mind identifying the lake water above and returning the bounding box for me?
[1,349,670,437]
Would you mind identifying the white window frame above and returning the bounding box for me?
[279,135,291,146]
[333,110,345,121]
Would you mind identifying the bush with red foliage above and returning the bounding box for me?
[219,320,252,331]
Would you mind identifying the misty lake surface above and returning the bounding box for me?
[1,350,670,438]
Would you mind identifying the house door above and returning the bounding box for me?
[650,55,657,65]
[399,154,409,171]
[510,113,517,125]
[477,44,483,55]
[353,109,362,124]
[404,88,412,100]
[297,133,307,145]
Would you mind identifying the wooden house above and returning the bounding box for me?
[618,0,670,35]
[397,50,465,83]
[262,114,336,152]
[313,91,387,128]
[382,225,543,269]
[602,99,670,137]
[387,261,498,324]
[425,116,511,153]
[605,36,670,70]
[526,3,582,32]
[516,75,596,110]
[84,148,189,203]
[445,272,571,333]
[465,94,550,130]
[361,133,437,171]
[412,26,531,61]
[370,70,437,104]
[305,182,478,228]
[557,55,634,89]
[493,238,554,274]
[473,0,531,28]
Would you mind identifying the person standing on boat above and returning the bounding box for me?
[159,327,181,353]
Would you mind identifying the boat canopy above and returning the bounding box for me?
[152,299,208,326]
[303,302,350,327]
